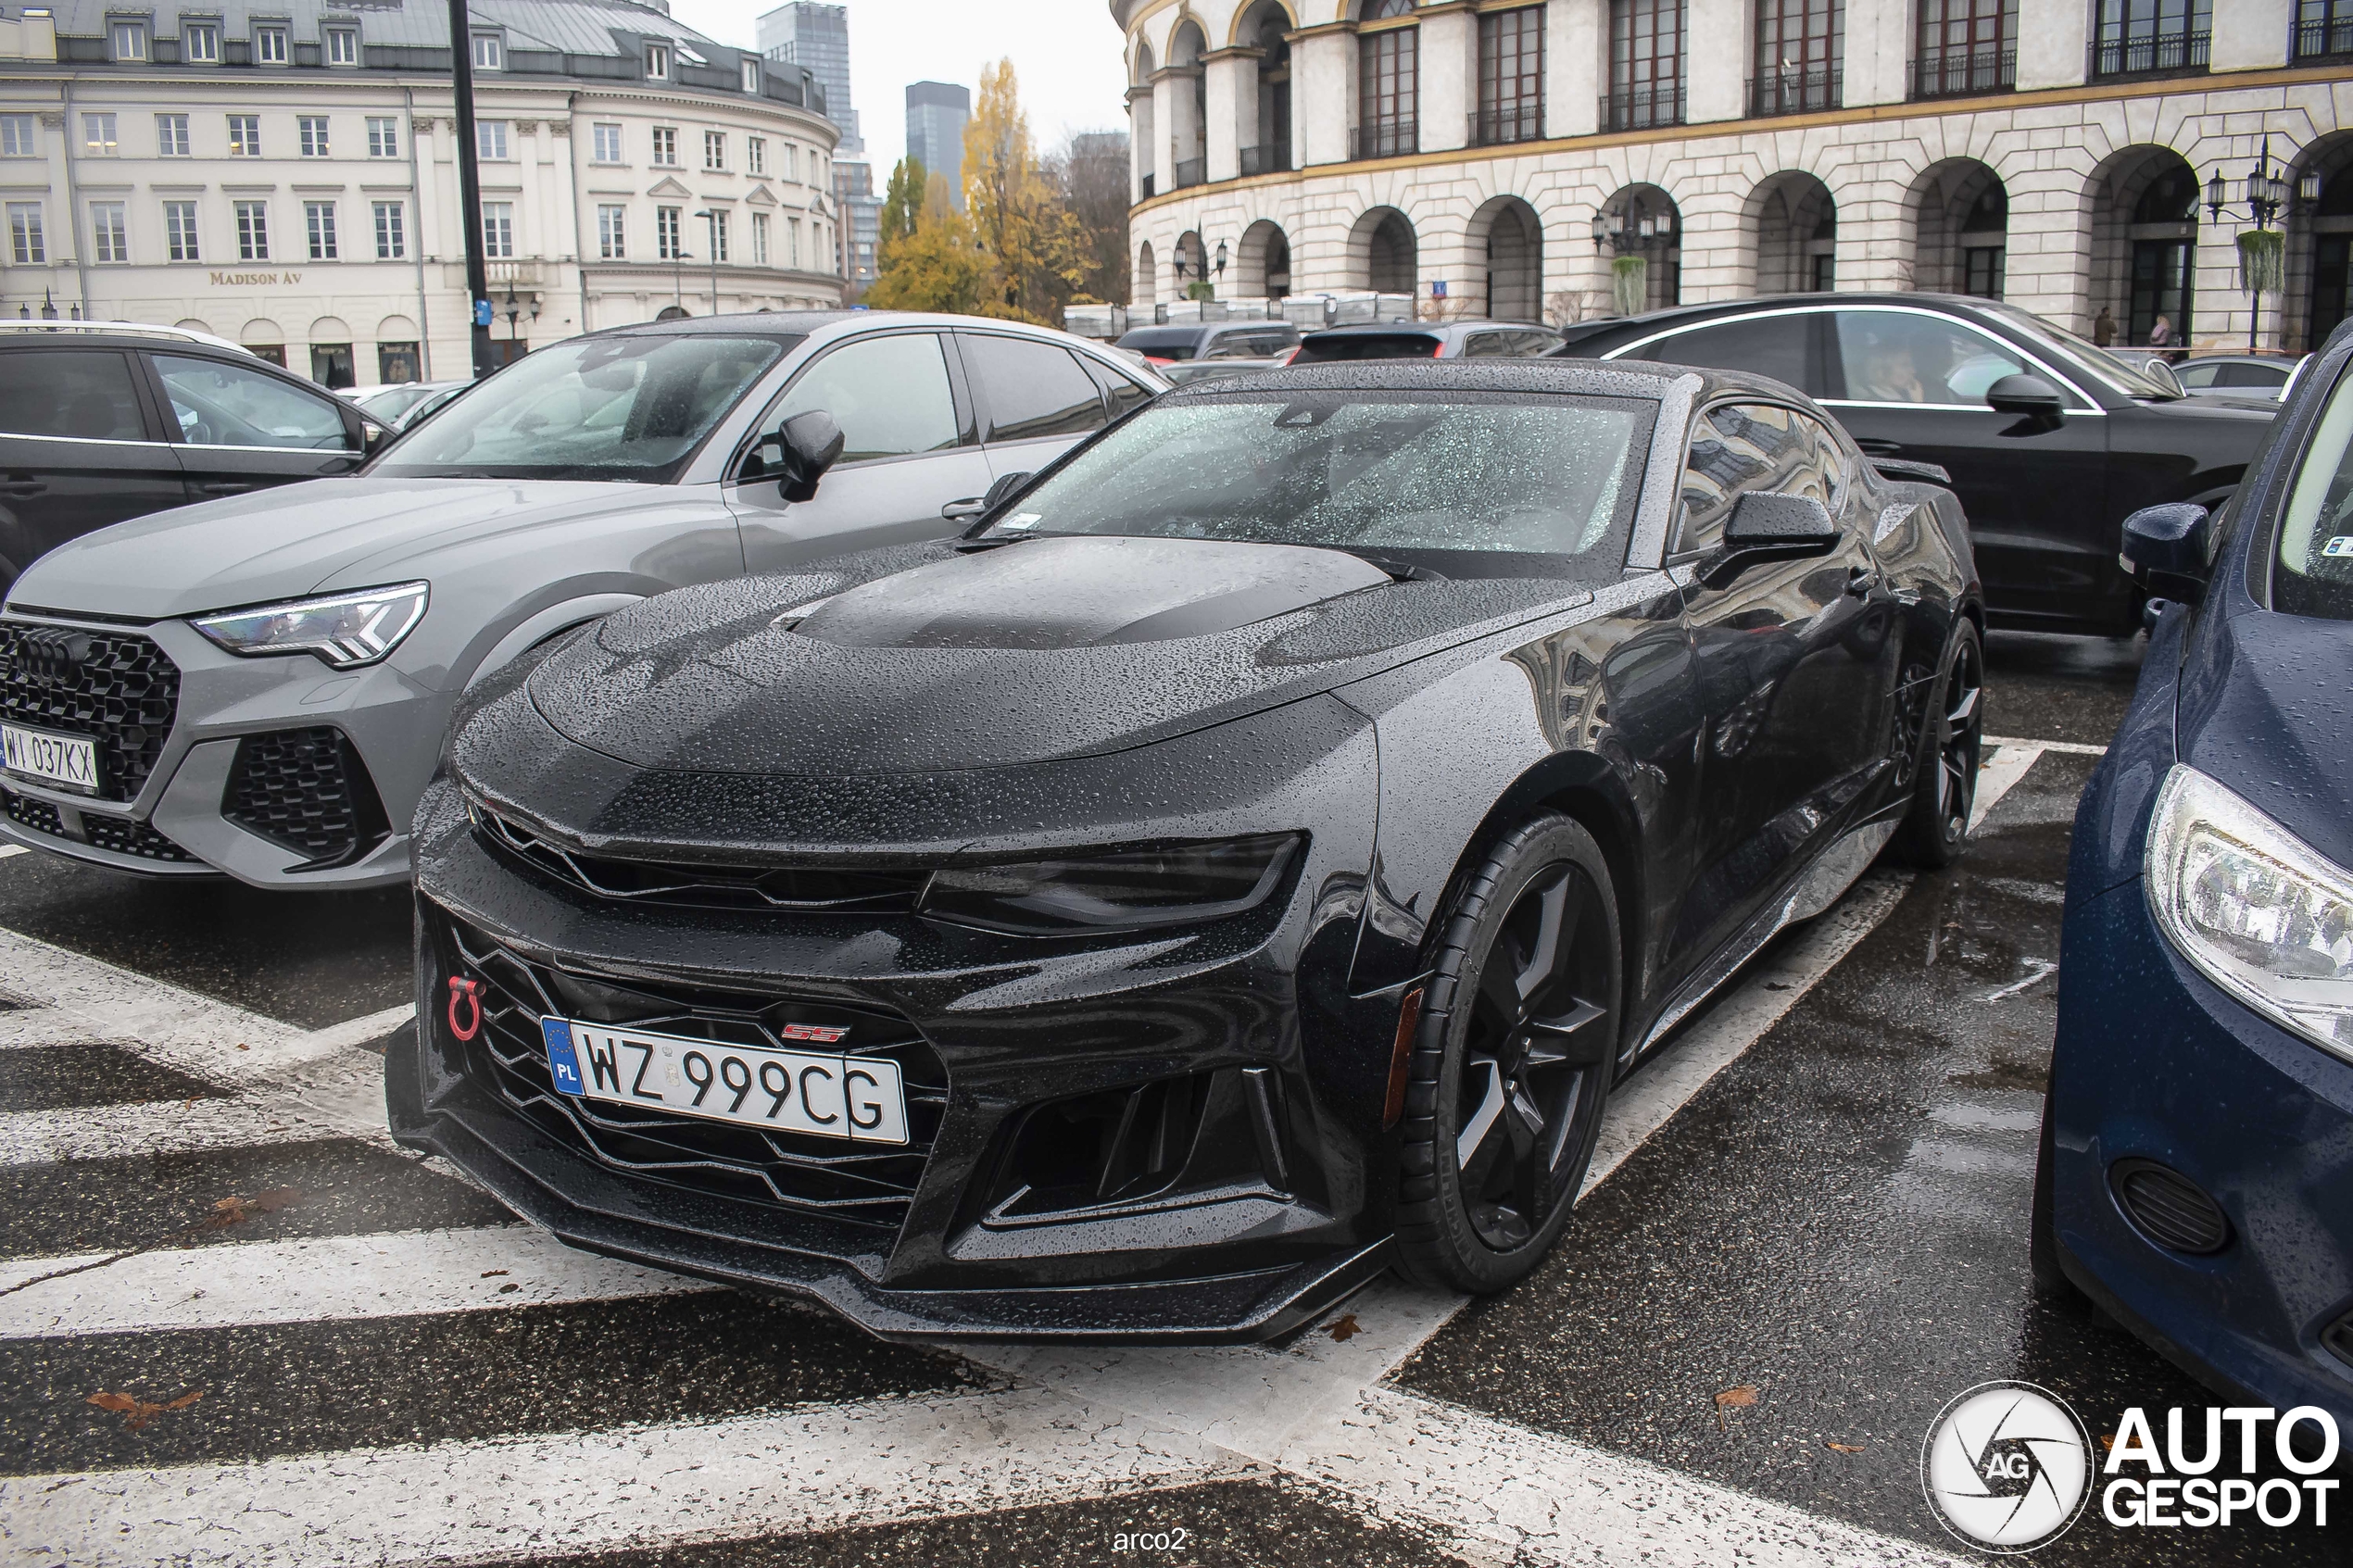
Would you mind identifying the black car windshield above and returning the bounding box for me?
[372,333,792,482]
[1983,304,2180,401]
[983,392,1652,573]
[2276,361,2353,621]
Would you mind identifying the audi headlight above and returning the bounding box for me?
[194,583,429,669]
[2146,765,2353,1060]
[918,834,1302,935]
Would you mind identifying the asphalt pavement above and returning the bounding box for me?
[6,626,2344,1566]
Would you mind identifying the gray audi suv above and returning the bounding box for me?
[0,311,1161,887]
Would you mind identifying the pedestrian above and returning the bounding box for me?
[2148,313,2174,350]
[2093,307,2116,346]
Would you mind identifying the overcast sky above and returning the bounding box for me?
[667,0,1133,177]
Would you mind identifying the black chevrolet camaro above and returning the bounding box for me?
[390,360,1983,1341]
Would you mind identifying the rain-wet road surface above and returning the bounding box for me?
[4,629,2343,1565]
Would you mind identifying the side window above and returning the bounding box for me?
[1082,356,1152,420]
[1242,328,1296,357]
[754,332,960,469]
[152,353,351,449]
[1677,403,1824,555]
[1831,311,2030,406]
[1638,313,1822,395]
[1461,331,1516,359]
[2175,363,2220,389]
[0,350,146,440]
[1795,412,1853,509]
[963,334,1106,443]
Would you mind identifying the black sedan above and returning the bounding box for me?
[1293,319,1565,363]
[1555,295,2276,635]
[391,359,1982,1342]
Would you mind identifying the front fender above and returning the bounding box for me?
[463,593,642,690]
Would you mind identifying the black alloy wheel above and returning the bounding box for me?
[1396,813,1622,1293]
[1896,620,1983,869]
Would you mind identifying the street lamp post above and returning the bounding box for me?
[695,209,722,316]
[447,0,496,378]
[2207,136,2307,355]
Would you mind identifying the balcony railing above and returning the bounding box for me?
[1748,67,1841,118]
[1356,119,1417,160]
[1172,157,1205,191]
[1239,142,1291,176]
[2089,29,2208,79]
[1603,83,1685,132]
[1472,103,1544,147]
[2296,17,2353,60]
[1911,45,2015,98]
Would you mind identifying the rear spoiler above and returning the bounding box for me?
[1870,457,1952,487]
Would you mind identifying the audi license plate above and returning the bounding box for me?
[0,724,98,794]
[539,1018,909,1145]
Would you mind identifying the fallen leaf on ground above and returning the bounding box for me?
[1827,1441,1865,1453]
[87,1388,204,1431]
[481,1270,509,1278]
[206,1187,301,1230]
[1715,1386,1758,1409]
[235,1042,249,1051]
[1325,1312,1362,1342]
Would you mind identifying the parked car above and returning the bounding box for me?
[1114,320,1301,365]
[391,382,472,433]
[1554,295,2278,635]
[2040,320,2353,1422]
[392,358,1982,1341]
[1293,320,1564,364]
[1159,358,1289,385]
[0,312,1164,886]
[346,379,470,424]
[0,320,387,594]
[2170,354,2302,401]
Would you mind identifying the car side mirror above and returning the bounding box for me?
[360,420,388,455]
[1701,492,1841,590]
[2120,502,2211,603]
[765,409,845,503]
[941,470,1033,529]
[1986,372,2066,430]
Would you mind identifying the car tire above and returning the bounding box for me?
[1894,619,1984,869]
[2030,1073,2095,1316]
[1394,813,1621,1294]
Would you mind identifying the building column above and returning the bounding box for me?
[1843,0,1911,107]
[1419,9,1474,154]
[1203,49,1256,183]
[1159,66,1203,185]
[1150,70,1178,194]
[2015,0,2088,91]
[2213,0,2293,71]
[2002,163,2095,334]
[1685,0,1749,124]
[1126,85,1154,200]
[1291,24,1353,167]
[1549,0,1602,140]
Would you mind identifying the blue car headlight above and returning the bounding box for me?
[2146,764,2353,1060]
[193,582,429,669]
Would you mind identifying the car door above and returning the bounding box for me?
[1675,400,1883,958]
[956,331,1112,480]
[726,328,993,572]
[0,346,188,584]
[1819,307,2108,627]
[145,351,367,502]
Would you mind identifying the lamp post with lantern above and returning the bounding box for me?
[2207,137,2319,354]
[1591,196,1675,317]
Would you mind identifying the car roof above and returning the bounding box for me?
[1560,292,2008,340]
[0,320,260,358]
[1153,356,1727,401]
[1302,319,1554,340]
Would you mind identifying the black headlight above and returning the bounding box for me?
[916,834,1302,935]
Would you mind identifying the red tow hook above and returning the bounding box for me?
[447,976,484,1042]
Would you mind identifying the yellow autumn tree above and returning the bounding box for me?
[863,169,986,314]
[962,59,1088,324]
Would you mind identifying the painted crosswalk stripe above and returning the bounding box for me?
[0,1226,716,1338]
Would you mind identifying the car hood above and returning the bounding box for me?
[6,477,673,621]
[526,534,1588,777]
[2178,600,2353,871]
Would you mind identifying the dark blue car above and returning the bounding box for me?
[2042,321,2353,1417]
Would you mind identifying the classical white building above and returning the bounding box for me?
[0,0,845,387]
[1116,0,2353,353]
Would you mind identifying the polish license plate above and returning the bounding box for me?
[0,724,98,794]
[539,1017,909,1145]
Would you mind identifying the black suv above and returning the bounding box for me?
[0,323,384,593]
[1114,320,1301,365]
[1555,295,2277,634]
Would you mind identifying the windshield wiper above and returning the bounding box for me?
[1353,553,1448,582]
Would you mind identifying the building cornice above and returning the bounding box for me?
[1130,59,2353,217]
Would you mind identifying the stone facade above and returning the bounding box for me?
[1116,0,2353,353]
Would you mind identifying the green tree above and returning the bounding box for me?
[879,156,926,250]
[863,173,986,314]
[962,59,1088,323]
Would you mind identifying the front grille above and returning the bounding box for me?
[473,806,927,914]
[435,913,948,1231]
[2111,1159,2231,1255]
[1,784,195,861]
[225,727,389,866]
[0,620,179,802]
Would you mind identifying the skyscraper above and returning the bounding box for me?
[756,2,876,291]
[904,81,970,210]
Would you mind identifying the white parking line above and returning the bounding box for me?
[1982,734,2108,757]
[0,1093,359,1167]
[0,1227,716,1338]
